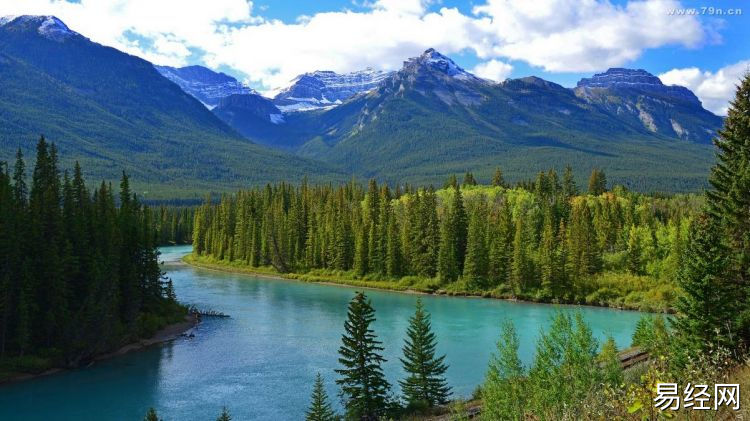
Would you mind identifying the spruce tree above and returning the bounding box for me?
[491,167,507,188]
[306,373,338,421]
[450,185,468,272]
[587,169,606,195]
[462,172,477,186]
[216,407,231,421]
[463,204,488,286]
[539,208,556,298]
[562,165,578,199]
[673,214,735,352]
[144,408,160,421]
[399,299,451,409]
[437,213,458,284]
[336,292,391,420]
[626,225,643,275]
[705,73,750,344]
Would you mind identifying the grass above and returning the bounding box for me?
[184,254,674,312]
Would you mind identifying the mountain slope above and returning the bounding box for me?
[0,16,343,197]
[154,64,256,108]
[574,68,722,144]
[285,50,719,191]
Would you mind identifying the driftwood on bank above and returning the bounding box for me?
[188,306,230,319]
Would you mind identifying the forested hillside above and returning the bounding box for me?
[190,168,698,311]
[0,16,345,198]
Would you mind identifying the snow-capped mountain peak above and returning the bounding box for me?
[0,15,78,41]
[407,48,478,81]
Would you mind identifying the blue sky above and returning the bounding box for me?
[2,0,748,114]
[246,0,749,86]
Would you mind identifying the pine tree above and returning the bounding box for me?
[306,373,338,421]
[626,225,643,275]
[510,216,527,295]
[450,185,468,272]
[336,292,391,420]
[462,172,477,186]
[587,169,606,195]
[673,214,736,353]
[400,299,451,409]
[491,167,507,188]
[438,213,459,284]
[562,165,578,199]
[216,407,232,421]
[705,73,750,344]
[463,203,488,286]
[539,208,556,298]
[385,216,402,278]
[597,336,623,386]
[144,408,161,421]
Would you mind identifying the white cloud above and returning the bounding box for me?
[659,60,750,115]
[471,0,707,72]
[472,59,513,81]
[0,0,714,93]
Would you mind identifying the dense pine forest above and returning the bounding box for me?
[152,206,194,246]
[0,138,185,376]
[189,167,698,311]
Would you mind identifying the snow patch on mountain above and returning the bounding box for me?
[274,68,392,112]
[269,113,285,124]
[0,15,78,41]
[155,65,257,108]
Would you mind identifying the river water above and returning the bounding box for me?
[0,245,644,420]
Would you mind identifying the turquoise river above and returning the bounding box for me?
[0,245,645,420]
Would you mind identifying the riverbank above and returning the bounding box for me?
[183,254,669,313]
[0,313,199,386]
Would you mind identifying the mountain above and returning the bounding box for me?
[0,15,343,197]
[575,68,722,144]
[154,64,257,108]
[273,68,392,112]
[211,93,292,146]
[244,49,720,191]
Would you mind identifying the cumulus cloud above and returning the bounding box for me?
[0,0,713,93]
[472,59,513,82]
[472,0,706,72]
[659,60,750,115]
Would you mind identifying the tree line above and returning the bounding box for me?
[0,137,184,366]
[152,206,194,246]
[191,167,698,311]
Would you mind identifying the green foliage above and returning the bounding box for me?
[399,299,451,410]
[631,315,670,357]
[705,73,750,349]
[673,214,737,356]
[306,373,338,421]
[194,179,699,311]
[598,336,624,386]
[588,168,607,195]
[482,321,526,420]
[0,138,185,371]
[216,407,231,421]
[335,292,392,420]
[482,313,624,419]
[143,408,161,421]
